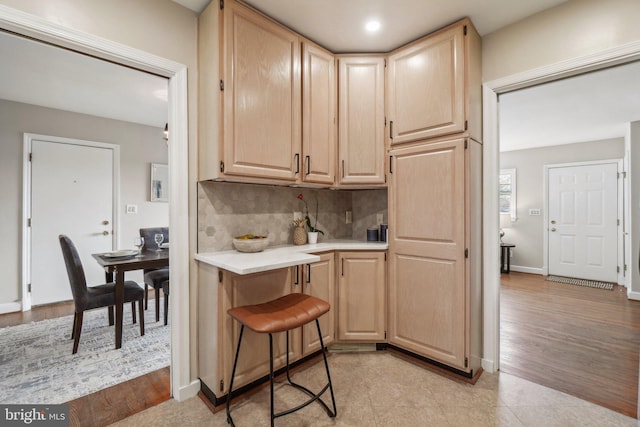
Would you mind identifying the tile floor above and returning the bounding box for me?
[112,352,639,426]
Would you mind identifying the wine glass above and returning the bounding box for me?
[133,236,144,257]
[154,233,164,252]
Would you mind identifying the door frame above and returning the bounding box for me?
[482,41,640,373]
[22,133,121,311]
[0,5,194,401]
[542,159,625,285]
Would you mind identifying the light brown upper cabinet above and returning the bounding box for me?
[387,19,481,146]
[337,57,386,186]
[222,2,301,180]
[302,43,336,185]
[387,137,482,375]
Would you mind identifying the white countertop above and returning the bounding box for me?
[194,239,388,275]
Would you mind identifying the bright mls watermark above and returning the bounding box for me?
[1,405,68,426]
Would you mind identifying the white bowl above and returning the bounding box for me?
[233,236,269,253]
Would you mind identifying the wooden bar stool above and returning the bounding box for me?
[226,293,337,426]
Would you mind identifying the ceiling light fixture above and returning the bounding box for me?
[365,20,381,33]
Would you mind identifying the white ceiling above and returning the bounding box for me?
[176,0,567,51]
[499,61,640,152]
[0,31,168,128]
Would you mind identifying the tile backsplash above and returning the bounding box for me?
[197,181,387,251]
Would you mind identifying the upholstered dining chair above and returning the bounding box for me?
[139,227,169,322]
[59,235,145,354]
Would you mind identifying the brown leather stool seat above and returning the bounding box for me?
[226,293,337,427]
[227,293,330,333]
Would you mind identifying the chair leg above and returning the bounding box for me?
[71,313,77,339]
[138,298,145,336]
[155,288,161,322]
[132,301,137,324]
[164,290,169,326]
[144,283,149,310]
[108,306,114,326]
[226,325,245,427]
[316,319,337,417]
[72,312,83,354]
[269,333,275,427]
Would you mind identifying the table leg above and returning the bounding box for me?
[500,247,505,273]
[115,269,124,349]
[506,248,511,274]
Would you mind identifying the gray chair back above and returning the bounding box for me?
[139,227,169,252]
[58,234,89,311]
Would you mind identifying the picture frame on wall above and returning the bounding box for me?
[150,163,168,202]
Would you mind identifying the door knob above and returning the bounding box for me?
[103,230,110,236]
[102,220,110,225]
[551,228,556,232]
[550,220,556,224]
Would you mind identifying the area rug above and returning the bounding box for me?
[546,275,615,290]
[0,302,169,404]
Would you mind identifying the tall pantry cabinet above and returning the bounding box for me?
[387,19,483,376]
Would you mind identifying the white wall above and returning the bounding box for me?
[500,138,624,271]
[483,0,640,82]
[0,99,168,304]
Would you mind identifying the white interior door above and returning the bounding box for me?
[547,162,618,282]
[30,137,115,306]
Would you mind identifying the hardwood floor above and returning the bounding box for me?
[0,300,170,425]
[500,272,640,418]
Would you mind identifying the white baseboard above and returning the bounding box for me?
[173,379,200,402]
[0,302,21,314]
[508,265,544,275]
[481,358,496,373]
[627,290,640,301]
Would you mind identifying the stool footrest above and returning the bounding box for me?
[274,379,335,419]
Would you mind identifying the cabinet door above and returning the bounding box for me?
[300,253,335,355]
[220,268,299,392]
[337,252,385,341]
[388,139,467,370]
[338,57,385,185]
[222,2,301,180]
[387,25,465,145]
[302,43,336,185]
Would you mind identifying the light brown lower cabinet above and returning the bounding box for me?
[293,252,336,356]
[337,251,386,341]
[198,249,387,403]
[219,267,300,394]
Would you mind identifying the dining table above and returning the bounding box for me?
[92,249,169,349]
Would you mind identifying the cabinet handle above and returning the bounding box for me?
[306,264,311,284]
[341,160,345,178]
[341,258,344,276]
[294,265,299,286]
[389,156,393,174]
[306,155,310,176]
[389,120,393,139]
[294,153,300,174]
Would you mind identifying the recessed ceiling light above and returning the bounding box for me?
[365,20,381,33]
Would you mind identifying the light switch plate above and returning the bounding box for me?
[126,204,138,214]
[529,208,541,216]
[376,213,383,224]
[345,211,352,224]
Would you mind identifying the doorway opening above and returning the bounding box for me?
[0,8,191,402]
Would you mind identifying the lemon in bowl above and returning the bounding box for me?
[233,234,269,253]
